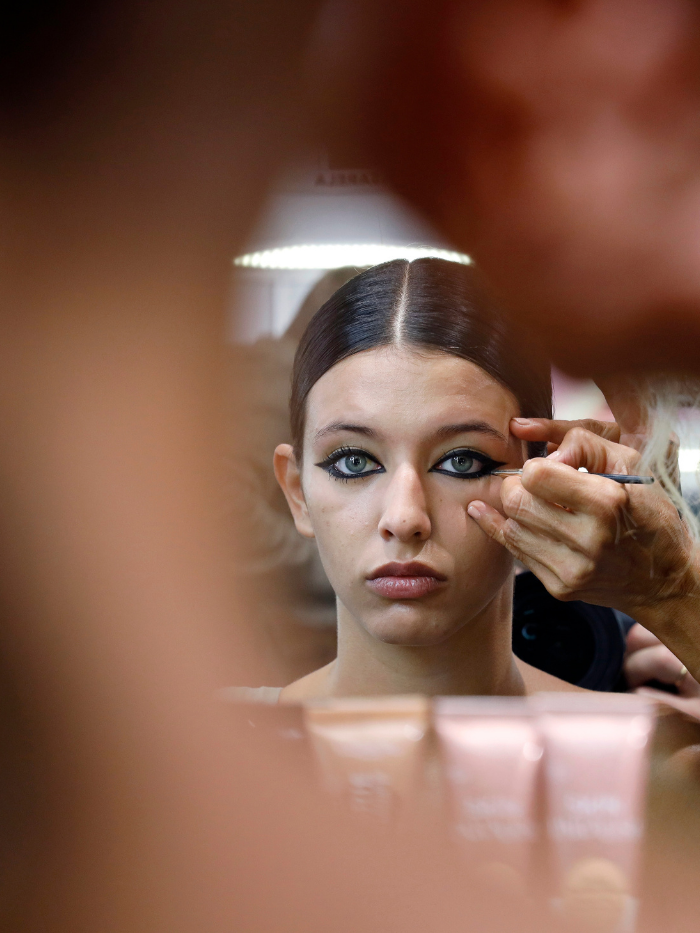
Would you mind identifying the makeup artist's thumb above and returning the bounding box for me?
[467,500,508,546]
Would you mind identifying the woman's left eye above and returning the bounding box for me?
[431,449,503,478]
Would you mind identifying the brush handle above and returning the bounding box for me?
[491,470,654,485]
[598,474,655,485]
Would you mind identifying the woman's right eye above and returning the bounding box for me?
[316,448,384,480]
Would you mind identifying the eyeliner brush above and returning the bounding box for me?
[490,470,654,485]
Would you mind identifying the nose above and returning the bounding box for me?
[378,464,431,543]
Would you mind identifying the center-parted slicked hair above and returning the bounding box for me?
[291,258,552,458]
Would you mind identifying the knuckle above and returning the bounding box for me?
[502,518,523,545]
[524,458,549,484]
[548,580,575,601]
[594,483,627,518]
[580,523,611,558]
[554,426,590,461]
[502,485,529,521]
[489,521,508,546]
[568,426,592,444]
[622,450,642,471]
[610,484,628,512]
[502,521,528,559]
[558,558,596,594]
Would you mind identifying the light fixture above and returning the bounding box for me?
[230,154,468,341]
[234,243,471,270]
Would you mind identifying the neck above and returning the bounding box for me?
[328,582,524,698]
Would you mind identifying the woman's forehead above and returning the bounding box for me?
[304,346,519,439]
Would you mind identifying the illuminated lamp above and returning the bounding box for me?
[230,154,470,342]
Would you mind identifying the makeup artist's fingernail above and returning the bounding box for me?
[467,502,483,520]
[547,450,562,460]
[512,418,533,427]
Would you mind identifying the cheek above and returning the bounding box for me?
[467,477,507,513]
[438,497,499,551]
[440,478,506,517]
[451,514,514,593]
[433,487,513,571]
[303,477,376,567]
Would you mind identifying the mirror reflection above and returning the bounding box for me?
[223,159,700,933]
[227,157,700,709]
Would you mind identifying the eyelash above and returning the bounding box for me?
[315,446,506,482]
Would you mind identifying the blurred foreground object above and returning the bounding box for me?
[0,0,322,927]
[231,690,700,933]
[312,0,700,377]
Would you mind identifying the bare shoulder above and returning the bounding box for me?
[279,661,335,703]
[516,658,589,695]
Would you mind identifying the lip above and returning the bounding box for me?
[366,561,447,600]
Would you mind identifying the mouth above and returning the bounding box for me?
[366,561,447,600]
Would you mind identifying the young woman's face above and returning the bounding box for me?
[278,346,526,646]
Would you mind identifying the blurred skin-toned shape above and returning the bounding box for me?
[314,0,700,377]
[0,2,499,932]
[0,1,310,928]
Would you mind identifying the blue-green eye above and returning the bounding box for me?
[339,453,371,474]
[444,453,478,474]
[431,449,505,478]
[316,447,384,480]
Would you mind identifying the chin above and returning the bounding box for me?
[365,607,461,647]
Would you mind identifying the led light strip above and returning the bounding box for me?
[233,243,472,270]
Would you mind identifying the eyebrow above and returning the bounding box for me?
[314,420,507,444]
[314,422,379,441]
[434,421,508,444]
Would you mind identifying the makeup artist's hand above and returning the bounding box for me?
[630,621,700,724]
[468,421,690,613]
[467,420,700,682]
[625,623,700,698]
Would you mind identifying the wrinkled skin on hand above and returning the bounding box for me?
[469,421,694,616]
[314,0,700,377]
[467,377,695,617]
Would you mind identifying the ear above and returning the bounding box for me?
[273,444,315,538]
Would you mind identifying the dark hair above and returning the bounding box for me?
[291,258,552,458]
